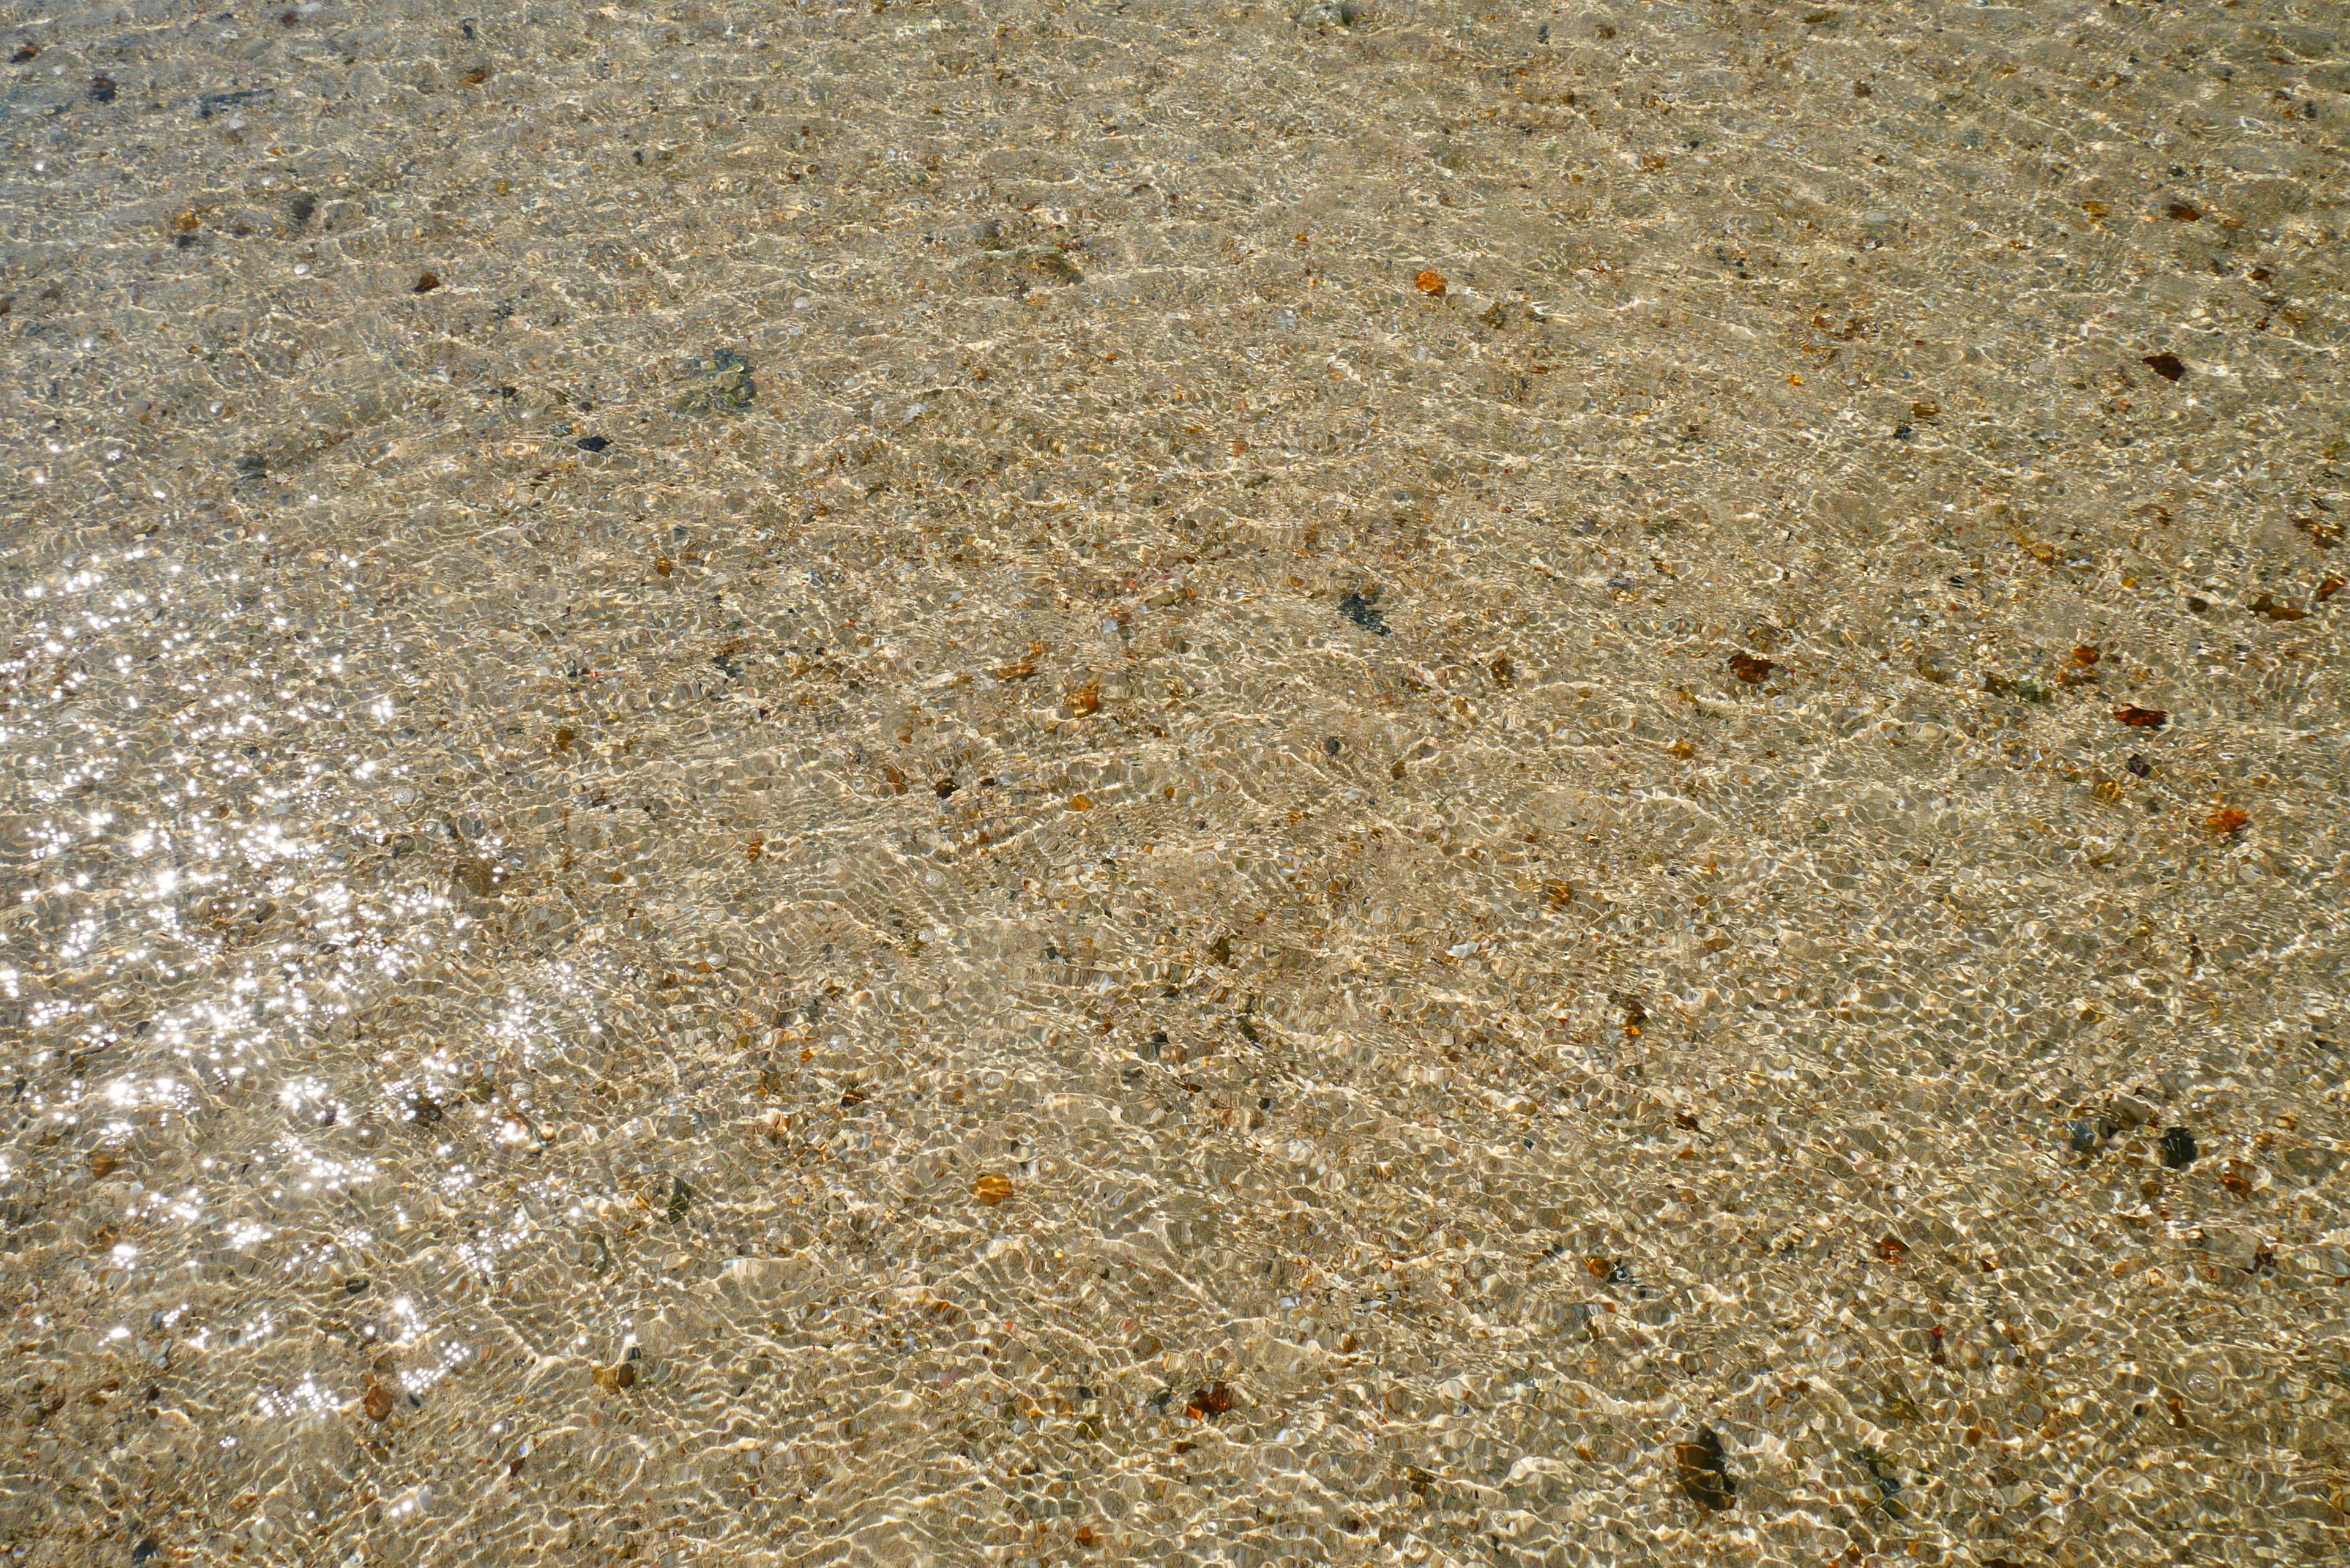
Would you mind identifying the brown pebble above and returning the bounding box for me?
[2205,807,2248,835]
[2113,705,2168,729]
[364,1379,394,1422]
[1728,652,1774,684]
[1185,1381,1234,1419]
[1673,1428,1737,1511]
[973,1173,1015,1205]
[1415,270,1447,296]
[2142,353,2185,382]
[414,271,441,293]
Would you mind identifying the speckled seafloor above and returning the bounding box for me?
[2,2,2348,1565]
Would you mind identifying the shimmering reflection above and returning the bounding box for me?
[4,2,2347,1567]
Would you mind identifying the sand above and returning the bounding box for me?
[2,2,2346,1564]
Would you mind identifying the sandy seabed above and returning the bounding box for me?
[2,2,2347,1565]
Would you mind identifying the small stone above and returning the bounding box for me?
[414,271,440,293]
[672,349,756,416]
[2142,353,2186,383]
[575,435,610,453]
[974,1173,1015,1205]
[1338,591,1390,635]
[1415,270,1447,296]
[2296,516,2344,551]
[2126,753,2153,778]
[2160,1127,2198,1169]
[364,1379,394,1422]
[2113,705,2168,729]
[1185,1381,1234,1419]
[663,1176,693,1222]
[2067,1119,2101,1155]
[1674,1428,1737,1512]
[89,74,116,104]
[1728,652,1774,685]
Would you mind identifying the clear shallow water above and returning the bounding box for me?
[2,2,2347,1564]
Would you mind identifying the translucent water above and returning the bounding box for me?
[2,3,2345,1564]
